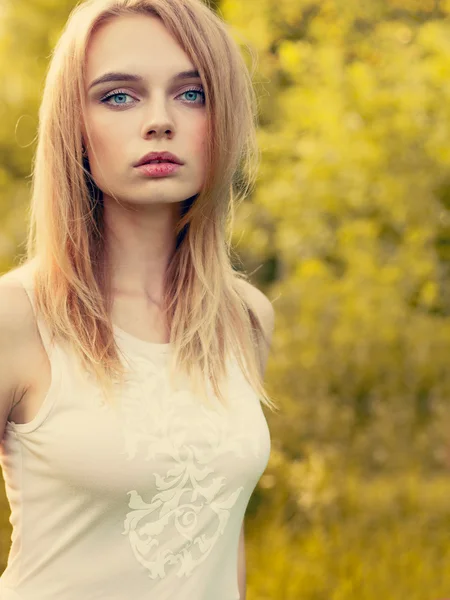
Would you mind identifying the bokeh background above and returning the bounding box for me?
[1,0,450,598]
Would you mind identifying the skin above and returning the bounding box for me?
[83,14,207,307]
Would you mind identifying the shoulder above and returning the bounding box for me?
[236,279,275,375]
[0,267,33,318]
[0,267,38,343]
[238,280,274,337]
[0,263,42,351]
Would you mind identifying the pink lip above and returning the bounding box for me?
[134,151,183,167]
[136,162,181,177]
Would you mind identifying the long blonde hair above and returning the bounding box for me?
[23,0,279,412]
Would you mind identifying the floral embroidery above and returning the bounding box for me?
[113,351,270,579]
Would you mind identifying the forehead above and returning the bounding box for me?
[85,14,194,84]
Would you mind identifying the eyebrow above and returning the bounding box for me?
[88,69,201,91]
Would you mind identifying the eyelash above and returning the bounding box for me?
[100,86,206,108]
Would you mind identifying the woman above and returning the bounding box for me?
[0,0,278,598]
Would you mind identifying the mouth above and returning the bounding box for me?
[134,151,184,167]
[135,162,182,178]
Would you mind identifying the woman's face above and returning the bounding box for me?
[83,14,207,207]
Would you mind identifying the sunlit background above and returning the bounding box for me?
[1,0,450,598]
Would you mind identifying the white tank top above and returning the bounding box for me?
[0,261,271,600]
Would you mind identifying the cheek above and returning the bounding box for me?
[83,107,123,156]
[190,118,207,160]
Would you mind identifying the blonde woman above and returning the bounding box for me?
[0,0,278,598]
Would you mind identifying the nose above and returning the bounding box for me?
[141,94,175,139]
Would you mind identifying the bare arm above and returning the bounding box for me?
[236,282,275,599]
[0,276,34,441]
[237,521,247,599]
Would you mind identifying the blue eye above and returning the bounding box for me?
[100,87,206,108]
[179,88,206,104]
[100,90,135,107]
